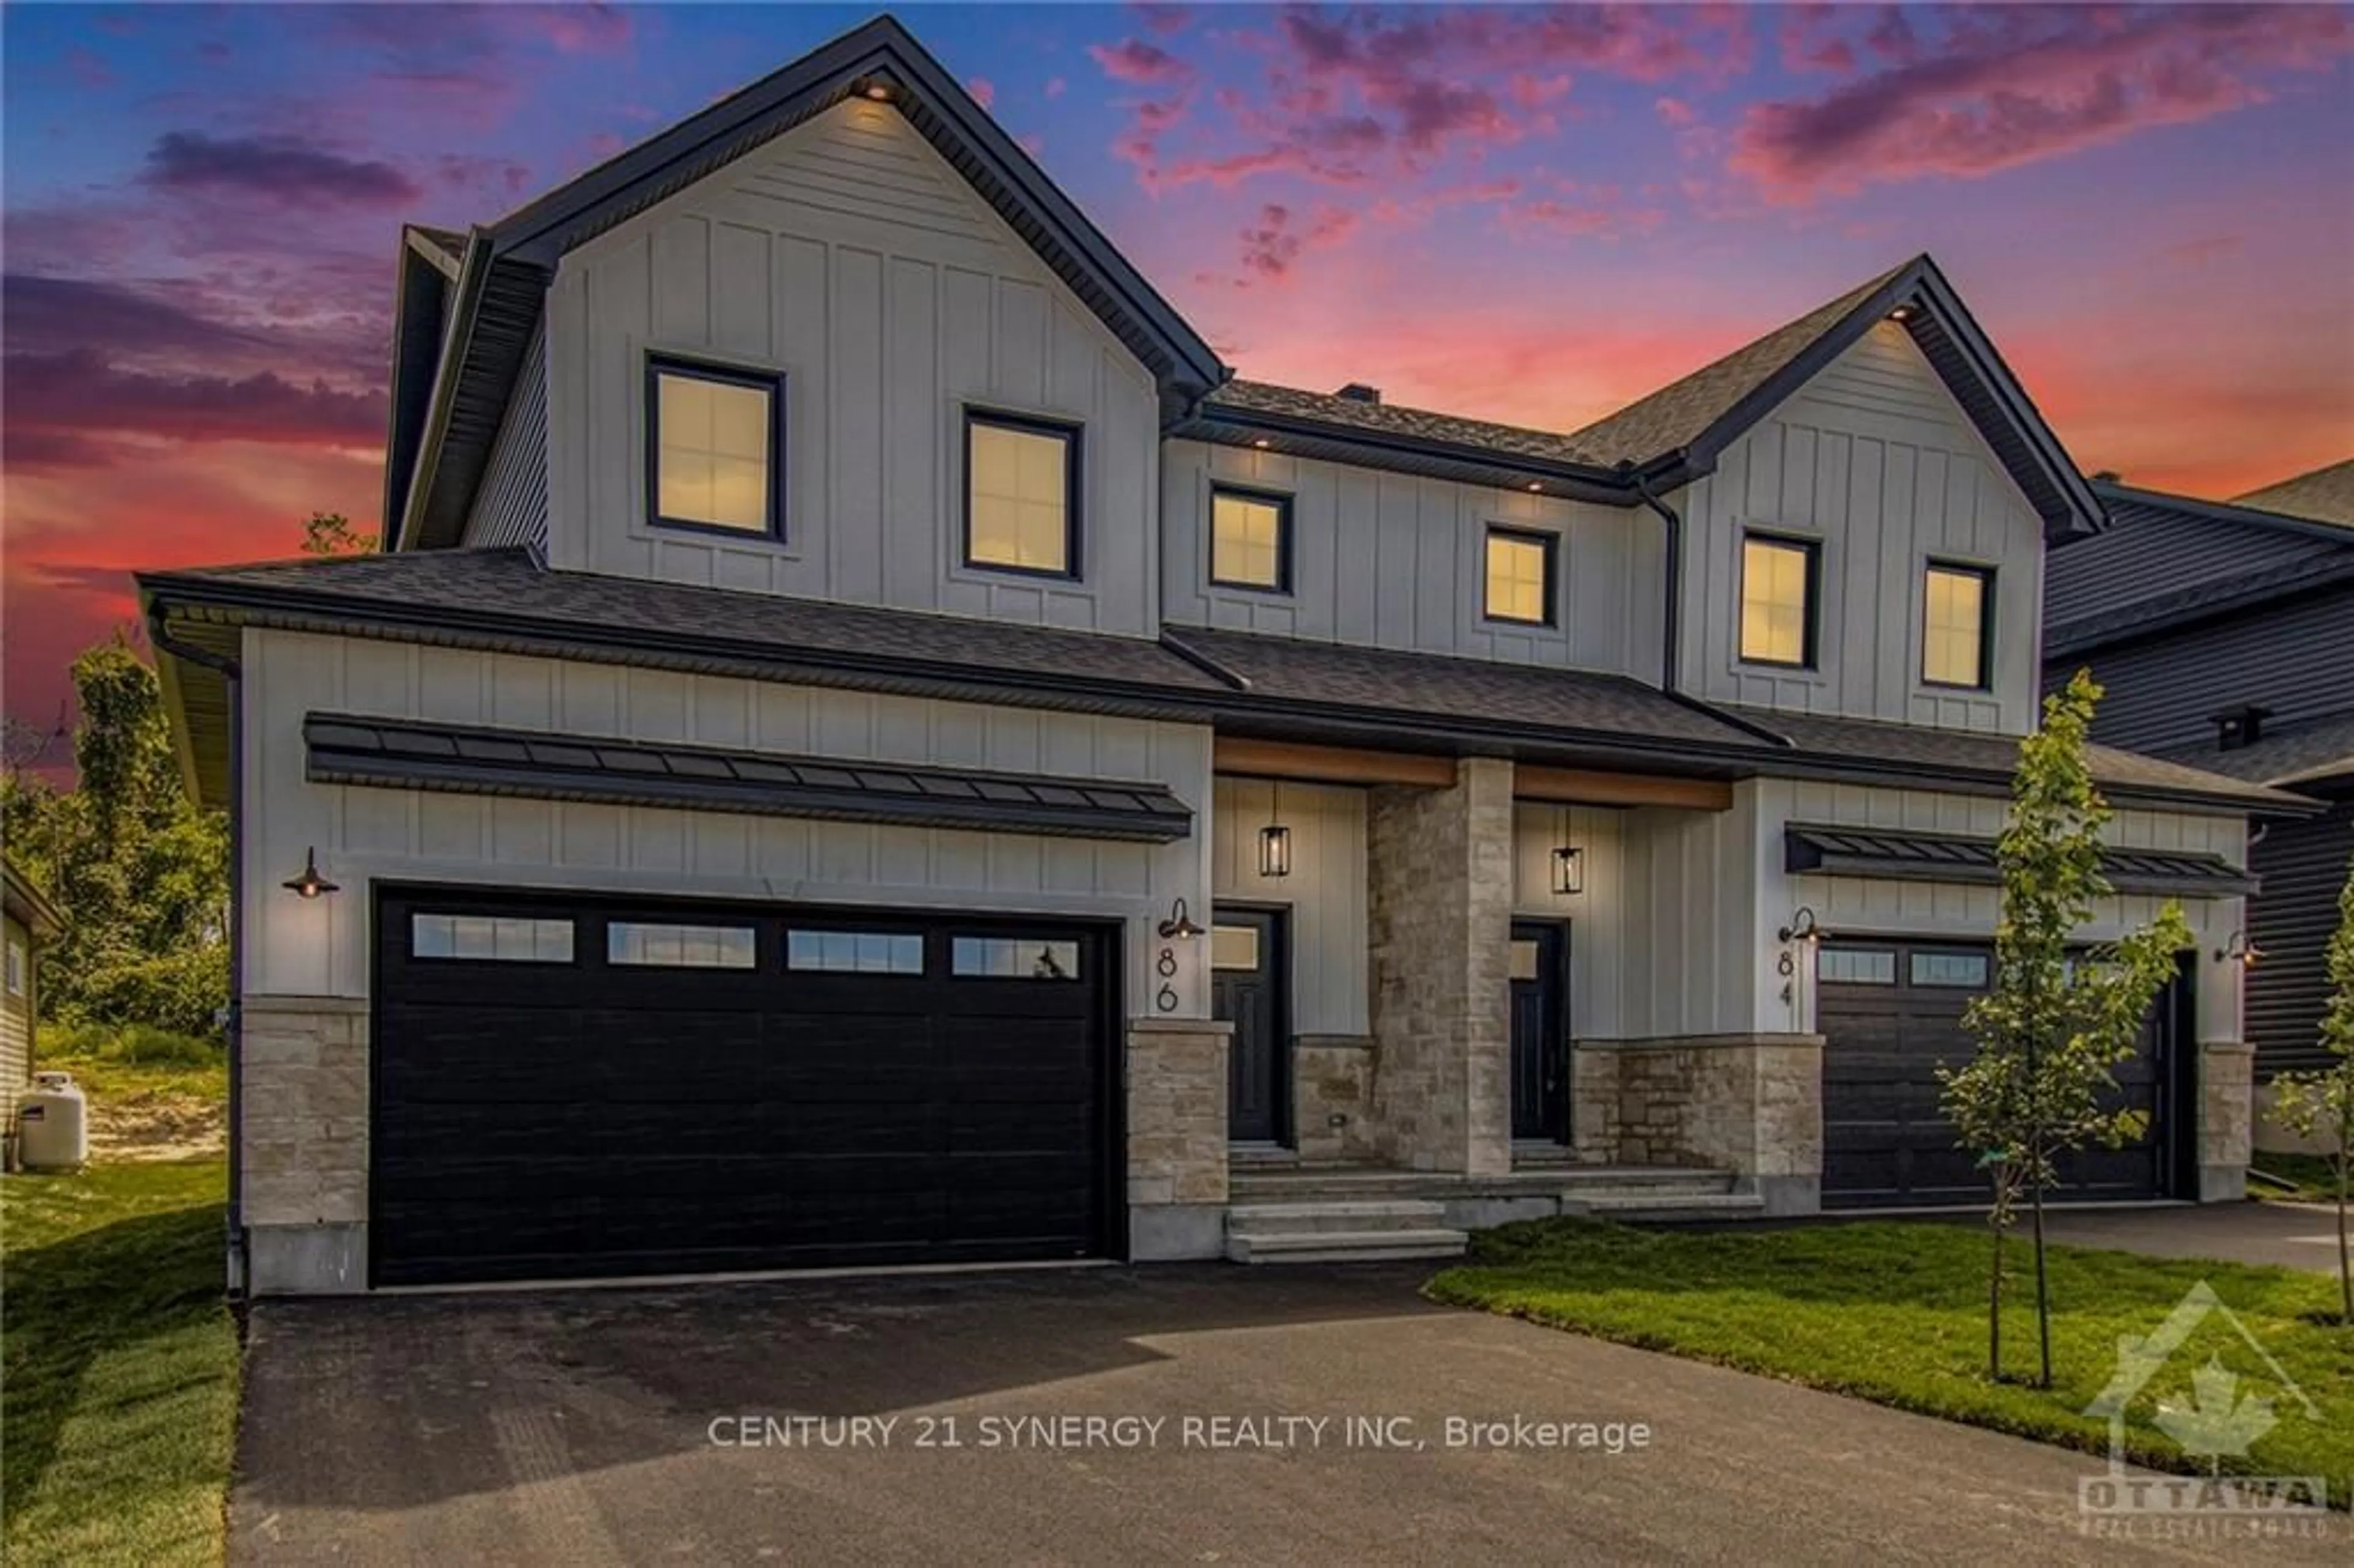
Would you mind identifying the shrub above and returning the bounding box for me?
[40,1019,224,1069]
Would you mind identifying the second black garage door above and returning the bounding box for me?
[371,888,1119,1287]
[1819,940,2186,1208]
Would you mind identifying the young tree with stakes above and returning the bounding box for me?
[1937,671,2192,1387]
[2268,851,2354,1324]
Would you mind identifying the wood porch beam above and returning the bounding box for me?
[1212,737,1458,788]
[1513,765,1732,811]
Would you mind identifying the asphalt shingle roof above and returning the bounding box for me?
[2232,458,2354,529]
[1563,262,1911,468]
[1162,626,1764,748]
[2155,711,2354,790]
[1200,381,1609,470]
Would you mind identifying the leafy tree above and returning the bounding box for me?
[1938,670,2192,1387]
[0,633,229,1037]
[2268,851,2354,1324]
[300,510,378,555]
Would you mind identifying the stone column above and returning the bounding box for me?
[2198,1040,2253,1203]
[1366,756,1514,1175]
[1567,1033,1824,1215]
[1126,1017,1232,1260]
[241,995,370,1294]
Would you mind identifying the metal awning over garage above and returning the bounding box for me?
[1783,824,2258,897]
[305,714,1194,842]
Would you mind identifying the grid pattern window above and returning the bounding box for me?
[608,922,755,969]
[952,936,1081,980]
[1818,947,1896,985]
[412,914,574,964]
[4,938,25,997]
[966,415,1075,574]
[1740,535,1817,666]
[1911,951,1991,989]
[1922,564,1992,688]
[651,361,777,534]
[1484,528,1555,626]
[1211,489,1288,590]
[787,931,924,975]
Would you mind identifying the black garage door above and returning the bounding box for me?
[371,888,1119,1286]
[1819,940,2183,1208]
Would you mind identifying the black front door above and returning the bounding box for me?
[1212,908,1286,1144]
[1509,922,1568,1143]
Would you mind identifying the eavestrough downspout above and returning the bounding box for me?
[1624,461,1683,696]
[147,609,248,1296]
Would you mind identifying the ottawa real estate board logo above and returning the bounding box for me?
[2078,1281,2331,1537]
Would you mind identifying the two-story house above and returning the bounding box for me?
[2044,461,2354,1154]
[139,17,2303,1295]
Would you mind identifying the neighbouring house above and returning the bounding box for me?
[139,16,2309,1295]
[2044,460,2354,1154]
[2,858,63,1166]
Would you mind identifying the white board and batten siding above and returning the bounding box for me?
[543,98,1162,636]
[1211,778,1368,1037]
[1511,802,1631,1040]
[1673,322,2046,734]
[459,320,550,551]
[1162,440,1663,677]
[240,630,1216,1017]
[1751,777,2248,1043]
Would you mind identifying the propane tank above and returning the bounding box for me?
[18,1071,88,1172]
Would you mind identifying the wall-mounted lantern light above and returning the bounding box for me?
[1550,845,1584,896]
[1777,907,1824,945]
[281,847,340,900]
[1258,823,1292,879]
[2215,930,2263,970]
[1157,897,1205,942]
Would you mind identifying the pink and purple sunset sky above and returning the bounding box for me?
[5,2,2352,741]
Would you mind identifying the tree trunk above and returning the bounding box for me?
[2337,1121,2351,1326]
[1988,1208,2005,1380]
[2031,1173,2053,1389]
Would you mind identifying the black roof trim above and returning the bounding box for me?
[305,713,1195,843]
[1785,824,2258,897]
[2089,479,2354,549]
[1648,258,2103,540]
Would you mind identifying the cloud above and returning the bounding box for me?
[1732,5,2354,200]
[1135,4,1193,37]
[4,350,385,463]
[140,131,422,207]
[1235,202,1360,284]
[2,275,268,360]
[1089,38,1192,86]
[966,75,996,110]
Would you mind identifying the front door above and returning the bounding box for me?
[1509,922,1568,1143]
[1212,908,1286,1144]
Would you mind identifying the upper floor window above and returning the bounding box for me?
[1739,533,1818,668]
[1922,562,1993,690]
[965,411,1078,577]
[648,356,780,537]
[1210,487,1290,592]
[1484,527,1556,626]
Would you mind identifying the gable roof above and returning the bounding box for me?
[2045,478,2354,655]
[1179,256,2102,536]
[2232,457,2354,527]
[1566,254,2103,539]
[390,13,1224,552]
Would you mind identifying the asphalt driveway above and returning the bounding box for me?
[235,1263,2336,1566]
[2031,1201,2347,1273]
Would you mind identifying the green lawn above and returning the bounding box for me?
[2252,1152,2345,1208]
[1428,1218,2354,1509]
[2,1159,238,1567]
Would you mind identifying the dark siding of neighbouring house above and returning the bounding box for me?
[2246,798,2353,1079]
[459,319,550,553]
[2045,479,2354,1084]
[2046,588,2354,756]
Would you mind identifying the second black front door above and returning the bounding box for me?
[1213,908,1286,1144]
[1509,922,1568,1143]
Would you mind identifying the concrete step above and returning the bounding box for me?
[1230,1166,1735,1202]
[1225,1200,1449,1235]
[1223,1227,1469,1265]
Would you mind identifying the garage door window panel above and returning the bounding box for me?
[952,936,1082,980]
[411,913,574,964]
[608,921,756,969]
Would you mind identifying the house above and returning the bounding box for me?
[137,16,2304,1295]
[2,858,63,1166]
[2043,459,2354,1151]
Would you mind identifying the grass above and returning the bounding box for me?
[1428,1218,2354,1509]
[2252,1152,2346,1208]
[1,1159,238,1567]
